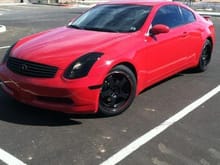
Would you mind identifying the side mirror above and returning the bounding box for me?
[150,24,170,35]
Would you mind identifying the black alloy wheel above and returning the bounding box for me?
[196,40,212,72]
[99,65,136,116]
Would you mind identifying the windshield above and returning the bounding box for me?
[69,4,152,33]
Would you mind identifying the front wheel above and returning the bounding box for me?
[195,40,212,72]
[99,65,136,116]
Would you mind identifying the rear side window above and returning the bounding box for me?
[152,5,183,28]
[180,7,196,24]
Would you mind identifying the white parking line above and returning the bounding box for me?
[0,8,10,11]
[0,148,26,165]
[0,25,6,33]
[101,85,220,165]
[0,46,10,50]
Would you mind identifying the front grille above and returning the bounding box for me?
[7,57,58,78]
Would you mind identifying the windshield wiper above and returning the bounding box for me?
[68,24,83,29]
[68,25,119,33]
[83,26,119,33]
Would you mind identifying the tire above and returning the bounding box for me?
[195,40,212,72]
[99,65,136,116]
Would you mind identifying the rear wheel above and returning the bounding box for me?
[99,65,136,116]
[195,40,212,72]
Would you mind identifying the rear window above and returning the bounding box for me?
[180,7,196,24]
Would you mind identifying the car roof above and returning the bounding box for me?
[101,0,181,6]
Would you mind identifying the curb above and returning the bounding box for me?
[197,11,220,17]
[31,2,93,8]
[0,3,27,6]
[65,4,95,8]
[0,25,6,33]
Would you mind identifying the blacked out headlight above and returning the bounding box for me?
[2,42,17,64]
[64,52,103,79]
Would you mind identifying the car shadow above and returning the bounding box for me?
[139,67,203,95]
[0,69,199,126]
[182,68,202,74]
[139,73,184,95]
[0,92,85,126]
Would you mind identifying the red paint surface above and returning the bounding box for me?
[0,1,215,113]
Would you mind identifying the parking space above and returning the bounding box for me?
[120,94,220,165]
[0,4,220,165]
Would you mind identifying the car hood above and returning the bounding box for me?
[11,26,131,69]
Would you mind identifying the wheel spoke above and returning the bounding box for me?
[102,74,129,105]
[119,76,127,87]
[118,92,129,99]
[101,90,112,98]
[99,66,136,116]
[105,76,114,86]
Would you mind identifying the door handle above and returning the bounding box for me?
[180,32,188,38]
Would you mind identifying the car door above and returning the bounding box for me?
[179,6,204,64]
[144,5,189,84]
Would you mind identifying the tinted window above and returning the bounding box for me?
[70,4,152,33]
[152,5,183,28]
[180,7,196,24]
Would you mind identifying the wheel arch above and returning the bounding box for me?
[112,62,137,81]
[98,63,137,116]
[207,36,214,51]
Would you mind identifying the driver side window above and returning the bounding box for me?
[152,5,183,28]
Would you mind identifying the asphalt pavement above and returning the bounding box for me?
[0,4,220,165]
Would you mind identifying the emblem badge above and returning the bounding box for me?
[21,64,28,71]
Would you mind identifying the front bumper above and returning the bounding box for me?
[0,64,101,114]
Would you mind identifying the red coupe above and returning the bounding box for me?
[0,1,215,116]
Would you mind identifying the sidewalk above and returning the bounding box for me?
[0,2,28,6]
[191,1,220,12]
[197,10,220,16]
